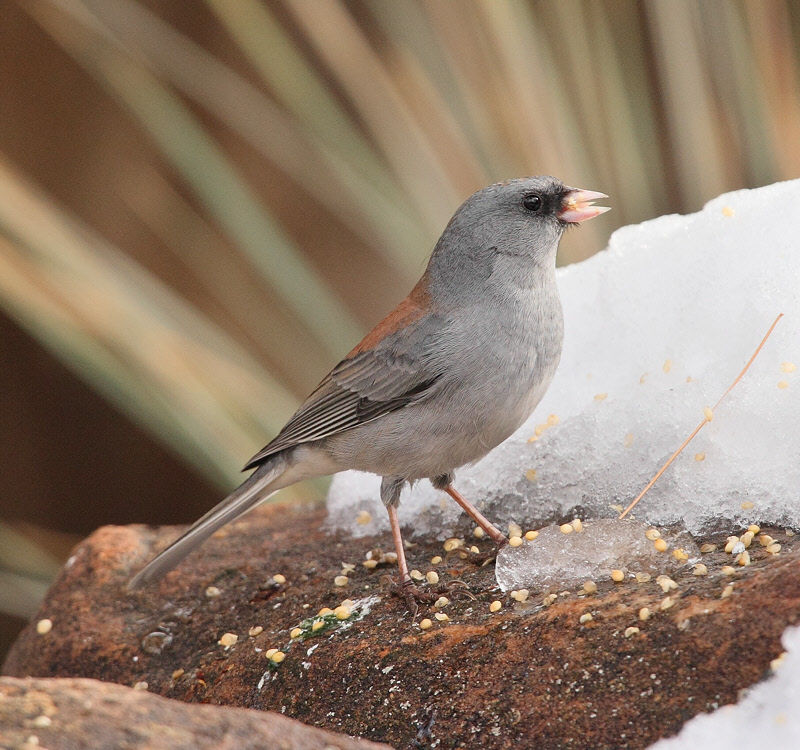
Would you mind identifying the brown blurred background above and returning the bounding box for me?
[2,0,800,661]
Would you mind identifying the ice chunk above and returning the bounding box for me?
[326,180,800,542]
[495,520,698,592]
[648,624,800,749]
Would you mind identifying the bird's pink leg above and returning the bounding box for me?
[387,504,413,586]
[444,485,507,546]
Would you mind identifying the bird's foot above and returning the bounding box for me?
[446,538,507,567]
[382,575,439,616]
[431,579,476,601]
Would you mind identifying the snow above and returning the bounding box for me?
[326,179,800,545]
[649,624,800,748]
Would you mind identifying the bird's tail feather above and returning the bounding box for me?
[128,457,288,590]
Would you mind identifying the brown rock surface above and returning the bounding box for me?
[0,675,391,749]
[4,503,800,749]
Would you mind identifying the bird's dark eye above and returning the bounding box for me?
[522,194,542,212]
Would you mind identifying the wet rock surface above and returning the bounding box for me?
[3,503,800,749]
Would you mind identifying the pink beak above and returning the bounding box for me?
[558,188,610,223]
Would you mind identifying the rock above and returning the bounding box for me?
[4,503,800,749]
[0,675,391,749]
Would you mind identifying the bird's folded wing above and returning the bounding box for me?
[243,315,447,469]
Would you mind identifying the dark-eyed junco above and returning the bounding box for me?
[130,176,608,607]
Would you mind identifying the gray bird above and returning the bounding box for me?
[130,176,609,607]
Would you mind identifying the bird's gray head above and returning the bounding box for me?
[426,176,608,303]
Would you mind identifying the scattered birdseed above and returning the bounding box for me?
[434,612,449,621]
[624,433,634,447]
[736,551,751,566]
[133,681,148,691]
[334,605,351,620]
[340,599,354,608]
[534,424,547,436]
[787,530,796,537]
[490,600,502,612]
[610,504,624,513]
[419,619,432,630]
[654,538,668,552]
[583,581,598,594]
[594,393,608,401]
[270,651,285,664]
[611,569,625,582]
[686,376,694,382]
[511,589,529,602]
[434,597,450,608]
[474,526,485,538]
[778,380,789,389]
[759,534,774,547]
[340,563,356,575]
[384,552,398,563]
[32,716,51,728]
[430,555,442,564]
[319,606,334,616]
[645,528,661,541]
[677,619,691,631]
[640,373,648,384]
[624,627,640,638]
[580,613,593,624]
[443,538,463,552]
[205,586,221,599]
[635,572,652,583]
[639,608,651,621]
[748,524,761,534]
[290,628,302,639]
[527,435,538,443]
[725,537,740,553]
[657,577,677,592]
[272,574,286,584]
[525,530,539,541]
[509,536,523,547]
[426,571,440,585]
[356,510,372,525]
[780,361,797,373]
[508,522,523,537]
[694,452,705,462]
[171,669,184,680]
[311,620,325,632]
[547,414,560,425]
[741,532,754,548]
[721,206,735,217]
[334,575,349,587]
[571,519,584,532]
[35,619,52,635]
[700,543,717,553]
[218,633,238,647]
[560,524,573,535]
[525,469,538,482]
[660,596,676,611]
[693,564,708,576]
[741,501,755,510]
[543,593,558,606]
[721,566,736,575]
[721,584,734,599]
[248,626,263,637]
[703,406,713,421]
[363,559,378,569]
[663,359,672,373]
[672,548,689,561]
[771,652,788,671]
[470,545,480,554]
[767,543,782,554]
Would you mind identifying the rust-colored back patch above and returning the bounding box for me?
[347,274,431,356]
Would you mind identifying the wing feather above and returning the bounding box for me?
[243,313,446,470]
